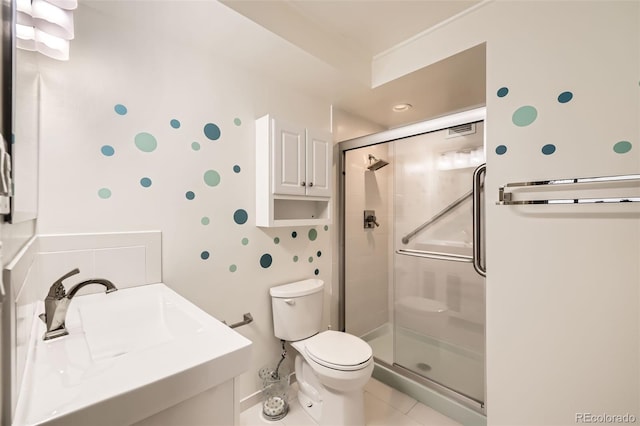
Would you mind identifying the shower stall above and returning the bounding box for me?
[339,107,487,414]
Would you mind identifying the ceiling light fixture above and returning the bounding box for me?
[392,103,412,112]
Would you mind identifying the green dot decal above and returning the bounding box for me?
[496,145,507,155]
[229,264,237,272]
[274,237,280,244]
[314,269,319,276]
[233,165,241,173]
[98,188,112,199]
[186,191,195,200]
[541,144,556,155]
[135,132,158,152]
[512,106,538,127]
[192,142,201,151]
[114,104,127,115]
[201,251,210,260]
[260,254,273,268]
[140,177,152,187]
[201,216,210,225]
[557,91,573,103]
[293,255,298,262]
[324,225,328,231]
[101,145,115,156]
[170,119,181,129]
[234,118,242,126]
[204,170,221,187]
[308,229,317,241]
[497,87,509,98]
[613,141,632,154]
[204,123,221,141]
[308,257,314,263]
[234,209,248,224]
[241,237,249,245]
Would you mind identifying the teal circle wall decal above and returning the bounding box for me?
[204,123,221,141]
[308,257,314,263]
[135,132,158,152]
[170,119,181,129]
[114,104,127,115]
[316,251,322,257]
[557,91,573,103]
[260,254,272,268]
[201,216,210,225]
[314,269,319,276]
[101,145,115,156]
[192,142,201,151]
[204,170,221,187]
[140,177,152,187]
[234,118,242,126]
[512,106,538,127]
[291,231,297,238]
[233,165,241,173]
[241,237,249,245]
[293,255,298,262]
[497,87,509,98]
[324,225,328,231]
[98,188,112,199]
[496,145,507,155]
[541,144,556,155]
[200,251,210,260]
[229,264,237,272]
[186,191,195,200]
[613,141,632,154]
[308,229,317,241]
[274,237,280,244]
[233,209,248,224]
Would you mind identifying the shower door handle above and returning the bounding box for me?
[472,163,486,277]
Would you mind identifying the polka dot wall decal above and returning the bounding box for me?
[308,229,317,241]
[200,251,210,260]
[170,119,181,129]
[135,132,158,152]
[234,118,242,126]
[497,87,509,98]
[293,255,298,262]
[308,257,314,263]
[229,264,237,272]
[101,145,115,156]
[260,254,273,268]
[541,144,556,155]
[274,237,280,244]
[316,251,322,257]
[201,216,210,225]
[233,209,248,224]
[114,104,127,115]
[314,269,319,276]
[233,165,241,173]
[291,231,297,238]
[557,91,573,103]
[98,188,112,199]
[613,141,632,154]
[204,123,221,141]
[496,145,508,155]
[204,170,221,187]
[192,142,201,151]
[140,177,152,187]
[324,225,328,231]
[241,237,249,245]
[512,106,538,127]
[186,191,195,200]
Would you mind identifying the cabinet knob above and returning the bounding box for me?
[309,182,313,187]
[301,181,306,187]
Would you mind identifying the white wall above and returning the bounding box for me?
[35,3,334,400]
[374,1,640,424]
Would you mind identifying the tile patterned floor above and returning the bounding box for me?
[240,378,461,426]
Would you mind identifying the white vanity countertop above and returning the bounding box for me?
[13,283,252,426]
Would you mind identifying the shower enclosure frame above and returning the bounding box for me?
[337,106,487,414]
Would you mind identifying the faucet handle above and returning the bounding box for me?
[47,268,80,299]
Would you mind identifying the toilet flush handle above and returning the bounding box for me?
[284,299,295,305]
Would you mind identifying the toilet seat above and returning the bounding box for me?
[302,331,372,371]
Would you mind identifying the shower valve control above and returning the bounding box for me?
[364,210,380,229]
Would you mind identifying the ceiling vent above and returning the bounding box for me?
[446,123,476,138]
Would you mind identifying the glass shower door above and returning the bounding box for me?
[393,123,486,405]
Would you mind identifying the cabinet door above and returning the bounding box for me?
[305,129,332,197]
[273,119,306,196]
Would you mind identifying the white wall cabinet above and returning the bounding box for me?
[256,115,332,227]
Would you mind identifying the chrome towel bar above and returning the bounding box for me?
[396,249,472,263]
[497,173,640,205]
[224,312,254,329]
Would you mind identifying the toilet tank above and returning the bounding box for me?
[270,279,324,341]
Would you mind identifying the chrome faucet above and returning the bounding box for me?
[39,268,118,340]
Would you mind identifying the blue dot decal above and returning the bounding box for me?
[140,177,152,187]
[314,269,319,276]
[201,251,210,260]
[114,104,127,115]
[497,87,509,98]
[316,251,322,257]
[101,145,115,156]
[260,254,272,268]
[98,188,111,199]
[291,231,297,238]
[234,209,248,224]
[204,123,221,141]
[613,141,632,154]
[557,91,573,103]
[495,145,508,155]
[233,165,241,173]
[541,144,556,155]
[186,191,195,200]
[512,106,538,127]
[170,119,181,129]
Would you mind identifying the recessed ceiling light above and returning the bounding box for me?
[392,103,412,112]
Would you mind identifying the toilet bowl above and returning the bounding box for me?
[270,279,374,426]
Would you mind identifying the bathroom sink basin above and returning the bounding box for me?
[13,283,252,426]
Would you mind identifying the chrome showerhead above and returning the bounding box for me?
[367,154,389,171]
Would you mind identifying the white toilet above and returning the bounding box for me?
[270,279,373,426]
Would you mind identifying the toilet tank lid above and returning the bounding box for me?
[270,279,324,298]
